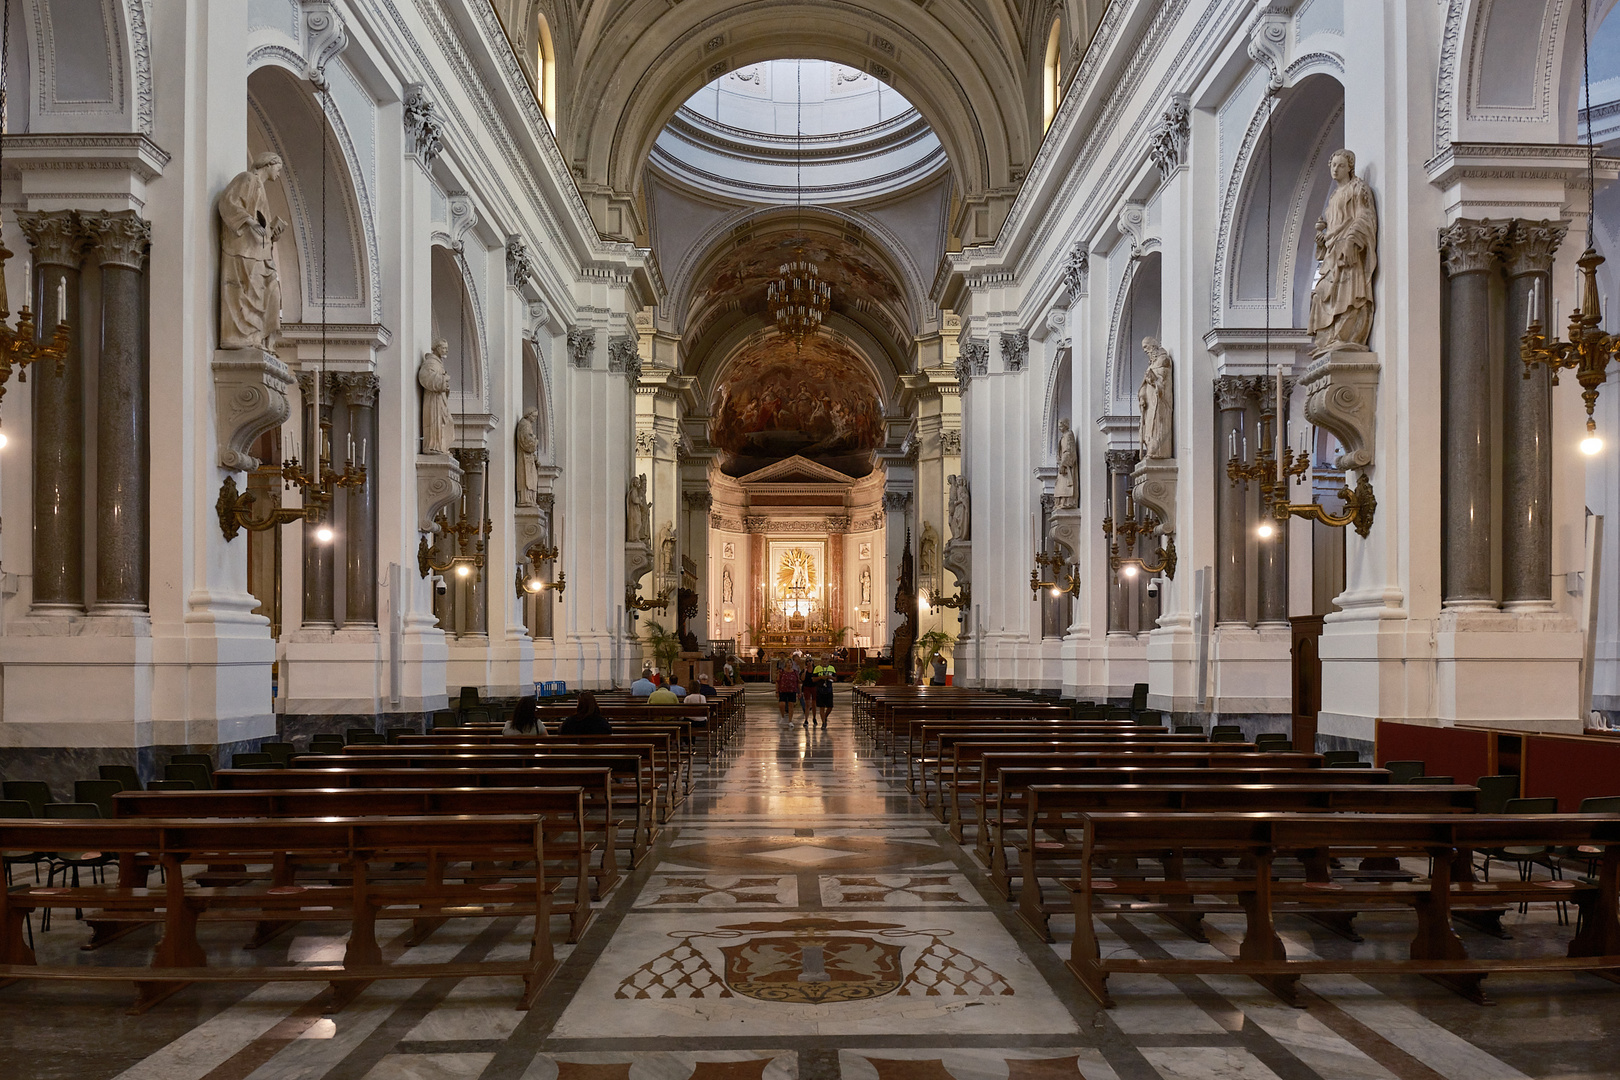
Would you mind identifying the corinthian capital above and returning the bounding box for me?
[1104,448,1140,474]
[18,210,91,269]
[1502,219,1570,279]
[337,371,380,408]
[1214,374,1252,412]
[1439,218,1509,277]
[84,211,152,271]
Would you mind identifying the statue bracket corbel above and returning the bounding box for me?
[212,347,294,472]
[415,453,464,534]
[1131,457,1179,537]
[1300,348,1379,473]
[1047,507,1084,564]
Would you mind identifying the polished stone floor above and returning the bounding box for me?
[4,688,1620,1080]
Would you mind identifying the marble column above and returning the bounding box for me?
[1214,375,1251,625]
[1502,220,1567,609]
[301,371,337,629]
[1440,219,1510,608]
[85,212,153,612]
[453,447,490,636]
[1105,449,1137,633]
[339,372,380,626]
[1257,375,1291,626]
[21,211,90,613]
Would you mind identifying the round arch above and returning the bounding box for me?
[429,245,487,416]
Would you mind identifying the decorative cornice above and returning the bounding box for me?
[2,133,170,181]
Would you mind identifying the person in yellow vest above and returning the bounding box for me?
[813,656,838,727]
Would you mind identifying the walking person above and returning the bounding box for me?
[776,660,800,722]
[814,655,837,727]
[798,660,815,723]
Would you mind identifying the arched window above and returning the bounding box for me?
[1043,19,1063,132]
[535,13,556,129]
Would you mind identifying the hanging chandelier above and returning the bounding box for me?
[0,0,73,445]
[771,60,831,348]
[1520,0,1617,456]
[768,251,831,345]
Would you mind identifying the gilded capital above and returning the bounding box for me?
[84,211,152,271]
[18,210,91,269]
[1439,218,1509,277]
[1502,219,1570,279]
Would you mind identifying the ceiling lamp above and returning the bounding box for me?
[768,251,830,345]
[771,60,831,349]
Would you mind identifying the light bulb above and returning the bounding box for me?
[1123,564,1139,578]
[315,525,334,543]
[0,431,9,449]
[455,563,471,578]
[1582,423,1603,456]
[1050,586,1060,597]
[1257,522,1275,539]
[526,578,543,593]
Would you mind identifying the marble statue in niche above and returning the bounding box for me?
[515,408,541,505]
[418,339,454,455]
[627,474,650,544]
[920,522,939,577]
[1138,337,1174,459]
[1308,149,1378,357]
[948,474,971,541]
[860,566,872,605]
[659,521,677,575]
[218,152,287,352]
[722,567,734,603]
[1054,419,1079,509]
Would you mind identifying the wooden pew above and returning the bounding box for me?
[365,734,686,808]
[1064,811,1620,1007]
[1011,782,1479,939]
[904,722,1178,798]
[217,758,658,866]
[923,732,1229,820]
[975,758,1356,875]
[0,813,569,1013]
[110,785,609,941]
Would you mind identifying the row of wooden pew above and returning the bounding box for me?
[852,685,1620,1007]
[0,699,746,1014]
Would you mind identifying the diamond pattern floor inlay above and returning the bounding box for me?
[4,687,1617,1080]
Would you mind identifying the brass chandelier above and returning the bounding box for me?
[771,60,831,347]
[1520,0,1616,456]
[0,0,73,445]
[768,252,831,345]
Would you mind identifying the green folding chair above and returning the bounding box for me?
[1385,760,1425,784]
[1475,774,1520,814]
[2,781,53,818]
[1322,750,1361,767]
[73,779,124,819]
[146,780,195,791]
[98,764,142,793]
[170,753,214,768]
[231,752,273,768]
[261,742,296,767]
[164,762,213,790]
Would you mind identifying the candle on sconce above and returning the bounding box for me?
[1229,429,1237,459]
[56,277,66,316]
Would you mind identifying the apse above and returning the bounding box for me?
[709,334,885,478]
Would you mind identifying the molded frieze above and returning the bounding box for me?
[213,347,295,472]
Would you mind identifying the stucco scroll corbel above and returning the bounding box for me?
[1300,349,1379,471]
[212,347,294,471]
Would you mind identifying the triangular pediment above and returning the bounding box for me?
[737,455,855,487]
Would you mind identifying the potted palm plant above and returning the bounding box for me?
[642,620,682,677]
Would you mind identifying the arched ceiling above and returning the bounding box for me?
[709,330,887,478]
[493,0,1109,245]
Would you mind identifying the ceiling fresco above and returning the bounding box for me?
[710,334,885,478]
[687,230,906,334]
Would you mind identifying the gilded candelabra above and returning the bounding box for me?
[515,542,566,598]
[0,231,73,424]
[626,585,672,613]
[1227,385,1374,539]
[1101,487,1176,580]
[1030,550,1081,597]
[1520,247,1618,451]
[218,411,366,541]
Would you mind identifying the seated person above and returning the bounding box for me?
[647,683,680,705]
[502,696,546,735]
[685,675,715,705]
[559,691,613,735]
[668,680,686,696]
[629,668,657,696]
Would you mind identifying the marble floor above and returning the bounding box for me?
[4,689,1619,1080]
